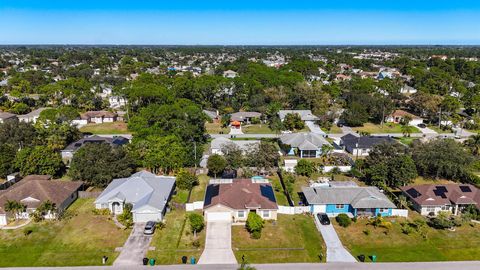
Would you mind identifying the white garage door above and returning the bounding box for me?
[133,213,161,223]
[206,212,231,222]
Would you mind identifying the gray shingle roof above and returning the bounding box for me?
[95,171,176,212]
[278,110,319,121]
[280,132,330,151]
[210,137,260,152]
[341,134,395,149]
[302,186,396,209]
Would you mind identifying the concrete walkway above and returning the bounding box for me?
[198,221,237,264]
[0,219,32,230]
[313,215,357,263]
[114,223,152,266]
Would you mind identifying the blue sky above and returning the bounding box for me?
[1,1,480,45]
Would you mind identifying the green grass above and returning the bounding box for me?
[352,122,420,134]
[0,198,131,267]
[205,122,230,134]
[268,175,289,206]
[147,209,205,265]
[395,136,417,146]
[189,174,209,202]
[79,122,129,134]
[242,124,274,134]
[326,125,343,134]
[334,217,480,262]
[232,214,325,263]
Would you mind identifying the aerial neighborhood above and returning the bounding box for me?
[0,46,480,267]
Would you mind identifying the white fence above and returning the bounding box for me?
[322,165,352,173]
[391,209,409,217]
[186,201,204,212]
[278,205,310,215]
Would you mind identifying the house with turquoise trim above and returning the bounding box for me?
[302,184,396,217]
[279,132,331,158]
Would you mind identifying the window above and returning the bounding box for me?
[441,205,450,211]
[378,208,388,213]
[262,210,270,218]
[238,211,245,218]
[425,206,436,213]
[335,204,344,209]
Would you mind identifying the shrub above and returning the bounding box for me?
[189,213,205,233]
[176,169,199,190]
[30,211,44,223]
[117,203,133,228]
[156,221,166,230]
[23,228,33,236]
[192,239,201,248]
[336,214,352,227]
[246,212,264,238]
[363,229,370,236]
[295,159,316,177]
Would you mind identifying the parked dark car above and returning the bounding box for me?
[317,213,330,225]
[144,221,156,235]
[417,123,427,128]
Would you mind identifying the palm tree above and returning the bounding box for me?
[38,200,57,219]
[464,134,480,156]
[401,124,414,137]
[4,200,25,221]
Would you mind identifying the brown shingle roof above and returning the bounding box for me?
[401,184,480,208]
[204,179,278,210]
[0,176,83,214]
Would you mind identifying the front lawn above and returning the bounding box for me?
[242,124,274,134]
[231,214,325,263]
[352,122,420,134]
[79,122,129,134]
[147,209,205,264]
[334,217,480,262]
[205,122,230,134]
[326,125,343,134]
[0,198,130,267]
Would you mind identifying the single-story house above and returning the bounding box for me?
[0,111,17,123]
[18,108,48,124]
[385,110,423,126]
[0,175,83,225]
[400,184,480,216]
[279,132,331,158]
[230,112,262,124]
[61,135,129,163]
[400,85,417,95]
[203,109,220,123]
[278,110,319,123]
[95,171,176,223]
[210,137,259,155]
[340,133,396,156]
[223,70,238,79]
[203,178,278,223]
[81,111,117,124]
[302,184,397,217]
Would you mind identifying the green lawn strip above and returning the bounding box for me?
[189,174,209,202]
[205,122,230,134]
[334,218,480,262]
[232,214,325,263]
[268,175,289,206]
[79,122,130,134]
[242,124,274,134]
[147,209,205,264]
[0,198,130,267]
[326,125,343,134]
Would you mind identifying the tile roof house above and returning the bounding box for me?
[210,137,259,155]
[302,185,396,217]
[230,112,262,124]
[0,175,83,225]
[385,110,423,126]
[400,184,480,216]
[278,110,319,122]
[61,135,129,164]
[95,171,176,223]
[18,107,49,124]
[279,132,331,158]
[203,178,278,222]
[340,134,396,156]
[81,111,118,124]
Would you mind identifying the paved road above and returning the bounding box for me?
[198,221,237,264]
[114,223,152,266]
[8,261,480,270]
[313,215,356,263]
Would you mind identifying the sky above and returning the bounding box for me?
[1,0,480,45]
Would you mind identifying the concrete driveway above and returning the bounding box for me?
[198,221,237,264]
[114,223,153,266]
[313,215,356,263]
